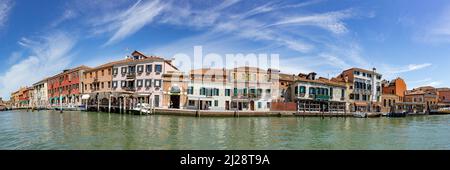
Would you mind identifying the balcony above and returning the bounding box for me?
[124,87,135,91]
[126,73,136,79]
[309,94,330,101]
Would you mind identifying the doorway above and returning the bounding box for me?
[170,95,180,109]
[250,101,255,111]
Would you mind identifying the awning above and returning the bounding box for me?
[81,94,90,99]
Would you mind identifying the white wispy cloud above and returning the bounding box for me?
[381,63,432,80]
[267,9,354,34]
[91,0,166,46]
[51,9,78,27]
[0,32,76,99]
[0,0,13,28]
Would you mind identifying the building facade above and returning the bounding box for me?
[111,51,179,109]
[32,79,49,108]
[382,77,407,102]
[437,88,450,104]
[291,73,347,113]
[47,66,90,107]
[333,68,383,112]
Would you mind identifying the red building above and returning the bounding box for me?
[47,65,90,106]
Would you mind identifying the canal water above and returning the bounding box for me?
[0,110,449,150]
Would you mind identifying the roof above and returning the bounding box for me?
[190,68,228,75]
[48,65,91,79]
[294,76,346,88]
[342,67,382,76]
[278,73,298,81]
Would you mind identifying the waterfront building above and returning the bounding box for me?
[162,70,189,109]
[380,94,399,113]
[291,73,347,113]
[382,78,407,102]
[181,66,278,111]
[228,66,277,111]
[47,66,91,108]
[186,68,232,110]
[81,61,114,109]
[32,78,49,108]
[333,68,383,112]
[111,51,179,109]
[274,71,295,102]
[404,86,438,105]
[437,88,450,104]
[380,77,407,113]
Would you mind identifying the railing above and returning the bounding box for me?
[126,73,136,79]
[124,87,135,91]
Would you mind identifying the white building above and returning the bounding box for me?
[111,51,178,108]
[32,79,49,108]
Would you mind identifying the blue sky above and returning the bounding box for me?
[1,0,450,99]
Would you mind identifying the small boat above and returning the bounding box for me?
[353,112,367,118]
[131,103,153,115]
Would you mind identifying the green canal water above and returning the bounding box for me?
[0,110,449,150]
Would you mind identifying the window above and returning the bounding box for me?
[137,79,143,87]
[155,64,162,73]
[121,67,127,74]
[188,100,195,106]
[121,81,126,87]
[214,100,218,107]
[108,69,111,75]
[309,88,315,95]
[200,87,206,95]
[113,68,118,75]
[154,95,159,107]
[267,102,270,109]
[341,89,345,99]
[384,99,387,107]
[330,88,333,98]
[266,89,271,94]
[146,64,152,73]
[128,66,136,73]
[299,86,306,94]
[84,84,87,90]
[295,86,299,95]
[108,82,111,88]
[257,88,262,96]
[233,88,238,96]
[145,79,152,87]
[258,102,262,108]
[154,80,161,87]
[214,88,219,96]
[101,82,104,89]
[225,89,231,96]
[137,65,144,73]
[187,86,194,95]
[101,70,104,76]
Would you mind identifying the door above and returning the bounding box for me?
[225,101,230,110]
[170,95,180,109]
[250,101,255,111]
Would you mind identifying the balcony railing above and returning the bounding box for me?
[126,73,136,79]
[124,87,135,91]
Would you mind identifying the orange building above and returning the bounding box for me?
[437,88,450,104]
[382,77,407,102]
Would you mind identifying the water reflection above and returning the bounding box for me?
[0,110,449,150]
